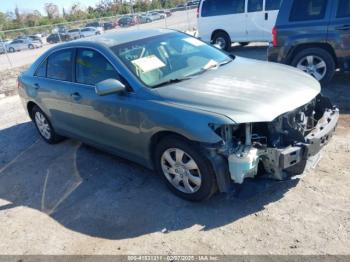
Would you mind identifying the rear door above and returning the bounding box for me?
[246,0,265,41]
[263,0,282,40]
[329,0,350,69]
[31,48,76,134]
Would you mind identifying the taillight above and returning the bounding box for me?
[272,26,278,47]
[196,6,199,18]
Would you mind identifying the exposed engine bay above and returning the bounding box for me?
[211,95,339,184]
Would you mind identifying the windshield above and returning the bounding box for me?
[110,32,232,88]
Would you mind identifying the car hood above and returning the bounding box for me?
[155,57,321,123]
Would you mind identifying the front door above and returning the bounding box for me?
[69,48,142,157]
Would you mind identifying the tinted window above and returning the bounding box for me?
[35,60,47,77]
[265,0,282,10]
[76,49,119,86]
[290,0,328,21]
[47,49,74,81]
[248,0,263,12]
[201,0,245,17]
[337,0,350,18]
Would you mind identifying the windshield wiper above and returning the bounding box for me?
[152,77,192,88]
[186,59,233,77]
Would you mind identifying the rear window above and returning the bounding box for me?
[201,0,245,17]
[289,0,328,21]
[337,0,350,18]
[265,0,282,11]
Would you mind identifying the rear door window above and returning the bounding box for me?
[290,0,328,21]
[265,0,282,11]
[337,0,350,18]
[47,49,74,81]
[248,0,263,12]
[201,0,245,17]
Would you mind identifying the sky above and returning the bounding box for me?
[0,0,102,13]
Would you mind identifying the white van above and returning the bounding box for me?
[197,0,282,50]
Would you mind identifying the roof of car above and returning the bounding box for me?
[68,28,175,47]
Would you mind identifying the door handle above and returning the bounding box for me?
[71,92,82,101]
[335,25,350,31]
[265,12,268,20]
[34,83,40,90]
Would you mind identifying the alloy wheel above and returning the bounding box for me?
[34,111,51,140]
[297,55,327,81]
[161,148,202,194]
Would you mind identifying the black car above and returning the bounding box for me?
[103,22,115,30]
[118,16,135,27]
[268,0,350,86]
[46,33,70,44]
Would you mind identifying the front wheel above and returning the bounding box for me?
[28,44,34,49]
[291,48,335,87]
[32,106,64,144]
[155,136,217,201]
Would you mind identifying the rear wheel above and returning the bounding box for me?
[28,44,34,49]
[155,136,217,201]
[212,31,231,51]
[31,106,64,144]
[9,47,15,52]
[291,48,335,87]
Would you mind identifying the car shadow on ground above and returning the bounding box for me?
[0,121,299,240]
[0,73,348,240]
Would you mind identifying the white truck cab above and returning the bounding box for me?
[197,0,282,50]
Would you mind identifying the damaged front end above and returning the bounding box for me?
[208,95,339,188]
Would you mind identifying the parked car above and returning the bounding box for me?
[85,22,105,33]
[103,22,115,30]
[118,16,136,27]
[18,29,338,201]
[154,10,171,18]
[197,0,282,50]
[28,35,43,44]
[6,39,42,52]
[144,12,162,21]
[80,27,102,38]
[46,33,70,44]
[67,29,81,40]
[268,0,350,86]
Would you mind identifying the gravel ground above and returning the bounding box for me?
[0,46,349,255]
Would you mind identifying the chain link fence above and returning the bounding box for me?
[0,7,197,71]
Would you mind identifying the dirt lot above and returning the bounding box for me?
[0,46,349,255]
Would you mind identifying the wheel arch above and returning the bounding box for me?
[211,29,230,43]
[27,101,38,119]
[287,43,337,67]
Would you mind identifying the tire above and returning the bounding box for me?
[212,31,231,51]
[291,48,335,87]
[155,136,217,201]
[31,106,64,144]
[9,47,15,53]
[28,44,34,49]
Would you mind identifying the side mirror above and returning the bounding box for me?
[95,79,126,96]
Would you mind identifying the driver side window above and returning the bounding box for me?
[76,48,120,86]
